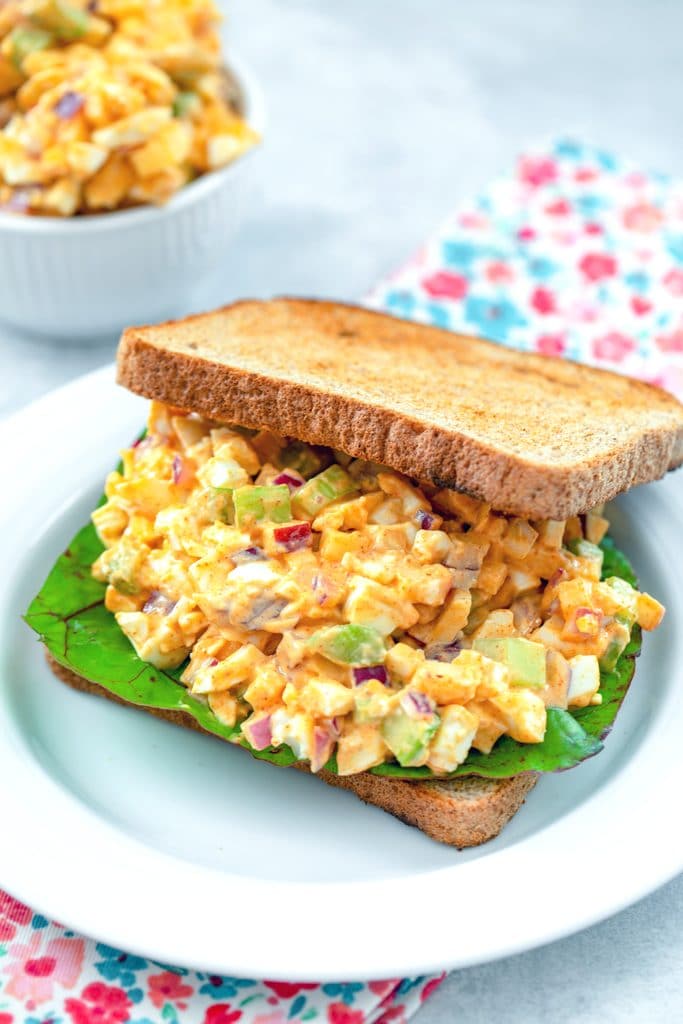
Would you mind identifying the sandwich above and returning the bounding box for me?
[26,299,683,848]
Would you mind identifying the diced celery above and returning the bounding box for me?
[30,0,88,41]
[233,485,291,526]
[381,707,440,767]
[206,488,234,524]
[567,537,604,573]
[599,620,631,672]
[308,624,385,666]
[172,90,200,118]
[292,465,356,518]
[9,26,53,68]
[277,441,326,478]
[604,576,638,626]
[472,636,547,688]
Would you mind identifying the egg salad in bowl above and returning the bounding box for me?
[88,400,665,777]
[0,0,258,215]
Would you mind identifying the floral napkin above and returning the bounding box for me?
[368,137,683,401]
[3,137,683,1024]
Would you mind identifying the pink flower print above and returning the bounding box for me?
[264,981,319,999]
[663,269,683,296]
[369,979,400,999]
[421,975,446,1002]
[519,156,557,187]
[631,296,652,316]
[545,198,571,216]
[327,1004,364,1024]
[0,1015,12,1024]
[421,271,468,300]
[0,893,32,943]
[254,1014,288,1024]
[530,287,556,315]
[517,226,536,242]
[458,211,488,229]
[579,252,617,282]
[203,1006,242,1024]
[584,222,603,235]
[536,334,565,357]
[148,970,194,1009]
[574,167,597,183]
[624,171,648,188]
[622,203,663,232]
[375,1009,406,1024]
[65,982,132,1024]
[656,330,683,352]
[485,261,514,284]
[593,332,635,362]
[2,934,84,1008]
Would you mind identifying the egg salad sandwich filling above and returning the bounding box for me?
[92,400,663,776]
[27,299,683,847]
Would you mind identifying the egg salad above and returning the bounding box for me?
[0,0,257,215]
[91,401,665,776]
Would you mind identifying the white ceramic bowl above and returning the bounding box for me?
[0,56,265,342]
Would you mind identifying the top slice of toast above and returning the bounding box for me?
[117,298,683,518]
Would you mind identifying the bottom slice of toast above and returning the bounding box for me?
[46,653,537,849]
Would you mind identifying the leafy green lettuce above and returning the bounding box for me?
[25,520,641,779]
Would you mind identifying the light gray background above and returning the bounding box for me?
[2,1,681,1019]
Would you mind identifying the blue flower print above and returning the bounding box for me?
[624,270,650,294]
[442,240,486,270]
[383,289,417,318]
[463,293,526,341]
[198,975,257,999]
[665,234,683,264]
[553,138,584,161]
[575,193,608,218]
[424,301,452,329]
[95,943,148,988]
[321,981,364,1005]
[525,256,558,281]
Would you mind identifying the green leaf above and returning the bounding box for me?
[24,507,642,780]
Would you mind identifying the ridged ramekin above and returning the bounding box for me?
[0,56,265,342]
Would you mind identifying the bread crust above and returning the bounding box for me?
[117,298,683,519]
[46,653,537,849]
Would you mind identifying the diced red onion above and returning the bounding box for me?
[273,470,305,491]
[208,658,219,668]
[352,665,389,686]
[131,436,153,454]
[401,690,435,717]
[273,522,312,552]
[243,714,273,751]
[310,725,335,772]
[573,607,601,637]
[424,641,461,663]
[1,187,34,213]
[312,574,329,606]
[142,590,177,615]
[548,568,567,588]
[231,546,266,564]
[172,453,194,486]
[415,509,435,530]
[240,596,289,629]
[54,91,85,119]
[329,717,342,738]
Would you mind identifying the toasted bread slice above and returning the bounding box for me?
[46,654,537,849]
[117,298,683,518]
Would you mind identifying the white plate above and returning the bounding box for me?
[0,366,681,981]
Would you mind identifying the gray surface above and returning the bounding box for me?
[2,0,682,1018]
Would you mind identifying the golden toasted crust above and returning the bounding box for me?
[117,298,683,518]
[46,653,537,849]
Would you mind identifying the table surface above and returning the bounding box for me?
[2,0,682,1018]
